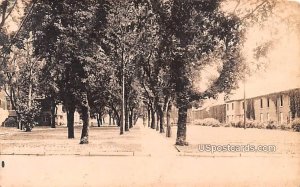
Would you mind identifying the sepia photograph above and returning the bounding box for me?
[0,0,300,186]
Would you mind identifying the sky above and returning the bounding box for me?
[2,0,300,107]
[196,0,300,108]
[229,0,300,100]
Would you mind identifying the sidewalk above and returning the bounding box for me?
[137,123,178,157]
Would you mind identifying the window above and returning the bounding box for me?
[260,98,263,108]
[280,95,283,107]
[267,98,270,108]
[242,102,244,110]
[232,103,234,110]
[43,116,48,122]
[280,113,284,124]
[260,113,264,122]
[227,104,229,111]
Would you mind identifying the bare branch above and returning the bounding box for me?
[241,0,268,21]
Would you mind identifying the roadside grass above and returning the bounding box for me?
[173,125,300,156]
[0,125,142,155]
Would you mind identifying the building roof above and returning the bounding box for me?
[225,87,300,103]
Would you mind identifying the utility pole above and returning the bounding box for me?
[243,76,246,129]
[120,62,125,135]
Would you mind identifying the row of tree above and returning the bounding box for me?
[0,0,287,145]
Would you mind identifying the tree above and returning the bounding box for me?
[145,0,246,145]
[28,0,110,143]
[1,0,34,87]
[3,33,43,131]
[104,0,159,134]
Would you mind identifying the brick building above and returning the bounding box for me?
[190,88,300,125]
[225,88,299,124]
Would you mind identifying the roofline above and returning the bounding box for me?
[225,87,300,103]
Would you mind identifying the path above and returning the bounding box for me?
[137,122,178,157]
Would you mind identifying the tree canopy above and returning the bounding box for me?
[0,0,294,145]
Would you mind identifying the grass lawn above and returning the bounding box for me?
[0,125,142,155]
[174,125,300,157]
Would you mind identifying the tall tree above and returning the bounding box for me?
[4,33,43,131]
[28,0,109,143]
[104,0,158,134]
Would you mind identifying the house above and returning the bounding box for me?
[1,92,82,127]
[36,98,82,126]
[0,90,9,125]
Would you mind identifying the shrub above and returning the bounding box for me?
[194,118,220,127]
[266,121,277,130]
[235,121,243,128]
[280,124,286,130]
[291,118,300,132]
[2,117,18,127]
[224,124,231,127]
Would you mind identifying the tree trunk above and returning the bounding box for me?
[176,105,188,146]
[133,112,138,126]
[129,109,133,128]
[166,103,172,137]
[148,108,151,127]
[67,105,75,139]
[160,109,165,133]
[79,95,90,144]
[151,108,156,129]
[99,114,103,126]
[120,112,124,134]
[96,114,101,127]
[125,102,129,131]
[109,112,112,125]
[143,109,146,126]
[156,111,160,131]
[50,99,56,128]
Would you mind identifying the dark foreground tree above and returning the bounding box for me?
[28,0,109,142]
[147,0,247,145]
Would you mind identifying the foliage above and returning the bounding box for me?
[266,121,277,130]
[3,33,43,131]
[194,118,221,127]
[291,118,300,132]
[2,117,17,127]
[0,0,286,144]
[246,98,255,120]
[289,89,300,119]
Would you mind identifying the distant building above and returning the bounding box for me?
[0,90,9,125]
[193,104,226,123]
[36,99,82,126]
[1,90,82,127]
[225,88,300,125]
[191,88,300,125]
